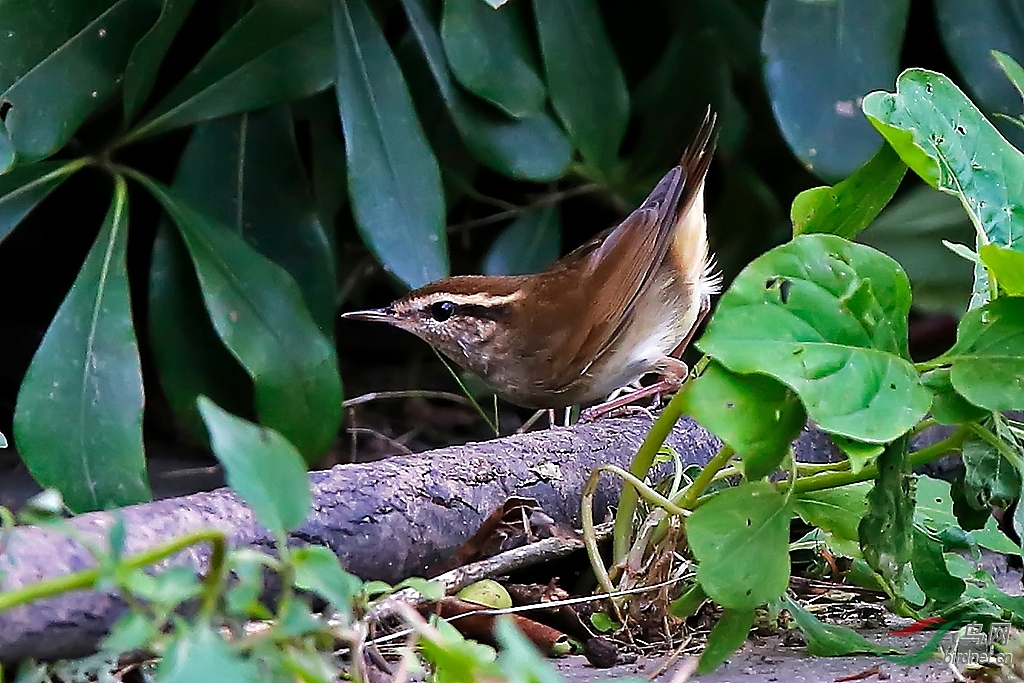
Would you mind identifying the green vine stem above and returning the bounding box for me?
[0,529,228,614]
[677,445,736,509]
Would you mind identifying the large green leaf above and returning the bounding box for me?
[440,0,545,118]
[126,0,332,142]
[0,0,161,160]
[198,397,311,538]
[687,482,791,610]
[698,234,930,443]
[333,0,448,288]
[482,205,560,276]
[682,361,805,480]
[122,0,198,122]
[14,177,149,512]
[761,0,909,181]
[791,144,907,240]
[170,107,336,331]
[400,0,571,182]
[533,0,629,173]
[0,160,84,244]
[980,244,1024,296]
[141,178,342,463]
[939,296,1024,411]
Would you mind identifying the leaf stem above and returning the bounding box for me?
[678,445,736,509]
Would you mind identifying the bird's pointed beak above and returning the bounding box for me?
[340,307,394,323]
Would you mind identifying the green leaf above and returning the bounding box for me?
[292,545,363,622]
[941,296,1024,411]
[698,234,930,443]
[914,475,1018,556]
[863,69,1024,255]
[14,177,149,512]
[400,0,571,182]
[198,396,311,537]
[0,160,82,245]
[669,583,708,620]
[697,609,754,674]
[494,618,563,683]
[441,0,545,118]
[419,618,499,683]
[980,244,1024,296]
[781,595,886,656]
[995,50,1024,104]
[171,107,336,331]
[911,529,966,604]
[859,186,975,315]
[482,205,561,276]
[920,368,989,425]
[682,361,805,480]
[830,436,884,474]
[128,0,333,142]
[333,0,448,288]
[859,437,913,586]
[122,0,198,122]
[0,123,15,174]
[687,482,791,610]
[794,483,871,546]
[0,0,161,159]
[157,624,259,683]
[142,179,342,462]
[533,0,629,173]
[762,0,909,181]
[962,436,1021,509]
[791,144,907,239]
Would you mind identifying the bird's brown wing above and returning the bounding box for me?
[541,113,717,394]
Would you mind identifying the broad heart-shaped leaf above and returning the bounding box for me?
[859,437,913,586]
[126,0,332,143]
[14,177,149,512]
[333,0,448,288]
[794,483,871,547]
[482,205,561,276]
[940,296,1024,411]
[791,144,907,240]
[142,178,342,463]
[440,0,545,118]
[122,0,198,123]
[980,244,1024,296]
[149,224,254,443]
[863,69,1024,253]
[170,108,336,331]
[698,234,930,443]
[696,609,755,675]
[935,3,1024,149]
[197,397,311,537]
[687,481,791,610]
[400,0,571,182]
[761,0,909,181]
[0,0,161,160]
[533,0,629,173]
[157,623,259,683]
[0,160,84,245]
[682,361,805,480]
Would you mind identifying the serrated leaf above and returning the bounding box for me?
[198,397,311,537]
[482,205,560,276]
[142,178,342,462]
[441,0,545,118]
[697,609,754,674]
[762,0,909,181]
[791,144,906,239]
[400,0,571,181]
[123,0,198,122]
[333,0,447,288]
[980,243,1024,296]
[0,160,82,244]
[14,177,148,512]
[682,361,805,480]
[687,482,791,610]
[698,233,930,443]
[940,296,1024,411]
[128,0,333,142]
[533,0,629,173]
[0,0,161,159]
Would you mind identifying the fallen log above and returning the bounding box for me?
[0,415,844,661]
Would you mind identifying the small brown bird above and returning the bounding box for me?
[343,113,720,417]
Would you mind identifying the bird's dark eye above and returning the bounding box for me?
[430,301,457,322]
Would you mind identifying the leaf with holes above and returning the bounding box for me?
[859,438,913,588]
[14,177,148,511]
[698,233,930,443]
